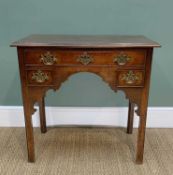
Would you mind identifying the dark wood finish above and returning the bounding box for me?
[12,35,160,164]
[23,48,146,67]
[17,47,35,162]
[136,49,154,164]
[11,35,160,48]
[127,101,135,134]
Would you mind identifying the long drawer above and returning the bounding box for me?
[24,48,147,67]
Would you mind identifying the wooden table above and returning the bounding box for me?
[11,35,160,164]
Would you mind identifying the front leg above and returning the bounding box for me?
[136,96,148,164]
[136,114,147,164]
[23,97,35,162]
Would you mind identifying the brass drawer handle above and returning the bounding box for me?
[32,70,49,83]
[40,51,57,65]
[114,52,131,65]
[77,52,93,65]
[121,71,140,84]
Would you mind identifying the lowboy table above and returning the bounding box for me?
[11,35,160,164]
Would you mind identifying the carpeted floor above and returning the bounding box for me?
[0,127,173,175]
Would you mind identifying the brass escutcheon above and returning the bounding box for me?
[77,52,93,65]
[31,70,49,83]
[121,70,140,84]
[40,51,57,65]
[114,52,131,65]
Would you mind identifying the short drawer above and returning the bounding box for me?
[24,49,146,67]
[117,70,145,87]
[27,70,53,85]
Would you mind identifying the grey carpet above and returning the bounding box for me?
[0,127,173,175]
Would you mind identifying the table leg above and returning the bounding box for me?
[127,101,135,134]
[136,115,147,164]
[23,99,35,162]
[39,97,47,133]
[135,49,153,164]
[136,96,148,164]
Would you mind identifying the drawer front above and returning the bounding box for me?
[24,49,146,66]
[117,70,145,87]
[27,70,53,85]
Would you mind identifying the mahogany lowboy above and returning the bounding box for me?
[11,35,160,164]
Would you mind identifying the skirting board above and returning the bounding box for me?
[0,106,173,128]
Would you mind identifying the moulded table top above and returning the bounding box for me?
[11,34,161,48]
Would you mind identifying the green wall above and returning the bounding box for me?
[0,0,172,106]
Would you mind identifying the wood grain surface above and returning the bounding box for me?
[11,35,160,48]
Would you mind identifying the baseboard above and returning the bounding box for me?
[0,106,173,128]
